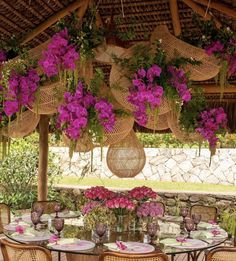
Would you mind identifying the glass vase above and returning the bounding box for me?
[116,215,125,233]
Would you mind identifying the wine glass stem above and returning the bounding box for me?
[188,231,191,238]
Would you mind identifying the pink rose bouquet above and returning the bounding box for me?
[84,186,116,201]
[128,186,157,201]
[137,202,164,218]
[105,196,135,215]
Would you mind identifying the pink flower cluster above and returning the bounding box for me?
[127,65,164,126]
[84,186,116,201]
[128,186,157,201]
[57,81,115,140]
[3,69,40,117]
[105,196,135,211]
[137,201,164,218]
[205,40,224,56]
[15,225,25,234]
[167,66,191,102]
[95,99,116,132]
[0,50,6,63]
[82,201,101,215]
[39,28,79,77]
[196,107,227,148]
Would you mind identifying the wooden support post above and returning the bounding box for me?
[38,115,49,201]
[21,0,86,44]
[182,0,222,28]
[194,0,236,19]
[169,0,181,36]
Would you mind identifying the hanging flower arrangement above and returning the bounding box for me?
[56,80,116,154]
[112,42,195,127]
[39,28,79,78]
[195,107,228,156]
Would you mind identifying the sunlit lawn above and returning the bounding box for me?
[58,176,236,193]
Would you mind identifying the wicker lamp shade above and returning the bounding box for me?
[106,130,146,178]
[150,25,220,81]
[28,81,65,115]
[62,133,93,153]
[1,110,39,138]
[103,115,134,146]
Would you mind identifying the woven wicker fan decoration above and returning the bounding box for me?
[106,130,146,178]
[150,25,220,81]
[1,110,40,138]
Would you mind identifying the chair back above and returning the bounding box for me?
[206,246,236,261]
[100,251,169,261]
[32,200,58,214]
[0,239,52,261]
[0,203,10,233]
[190,205,217,222]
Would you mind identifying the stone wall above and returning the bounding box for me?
[51,147,236,185]
[55,185,236,216]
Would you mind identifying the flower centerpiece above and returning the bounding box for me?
[105,195,135,232]
[82,201,101,215]
[83,205,116,231]
[113,42,196,129]
[137,201,164,232]
[195,107,227,157]
[84,186,116,202]
[128,186,157,202]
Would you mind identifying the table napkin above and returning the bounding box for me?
[160,238,191,247]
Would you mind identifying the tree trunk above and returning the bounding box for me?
[38,115,49,201]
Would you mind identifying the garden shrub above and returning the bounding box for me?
[0,133,62,210]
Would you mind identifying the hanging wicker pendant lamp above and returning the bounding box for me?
[106,130,146,178]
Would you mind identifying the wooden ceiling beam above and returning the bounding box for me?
[200,84,236,94]
[194,0,236,19]
[77,0,90,19]
[169,0,181,36]
[21,0,87,44]
[182,0,222,28]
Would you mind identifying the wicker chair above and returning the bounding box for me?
[0,203,10,233]
[100,251,169,261]
[0,239,52,261]
[32,200,59,214]
[206,246,236,261]
[190,205,217,222]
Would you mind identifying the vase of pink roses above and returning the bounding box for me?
[105,196,135,232]
[137,201,164,232]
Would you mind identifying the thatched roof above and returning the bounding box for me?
[0,0,236,131]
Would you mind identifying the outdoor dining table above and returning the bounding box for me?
[4,218,228,261]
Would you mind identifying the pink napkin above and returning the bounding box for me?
[116,241,127,250]
[15,225,25,234]
[48,234,59,243]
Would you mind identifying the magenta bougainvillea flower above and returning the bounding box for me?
[57,81,115,140]
[39,28,79,77]
[3,69,40,117]
[196,107,227,148]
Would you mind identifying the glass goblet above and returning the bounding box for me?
[54,217,64,238]
[192,213,201,230]
[34,205,44,218]
[180,207,189,220]
[31,211,40,230]
[54,203,61,218]
[147,222,159,245]
[95,223,107,245]
[185,218,195,238]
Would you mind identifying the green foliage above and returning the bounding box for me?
[220,209,236,236]
[0,134,62,210]
[179,87,206,132]
[55,9,105,60]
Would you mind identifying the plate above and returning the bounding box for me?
[165,238,208,249]
[49,239,95,251]
[11,233,52,242]
[105,242,155,254]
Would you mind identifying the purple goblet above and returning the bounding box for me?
[192,213,201,230]
[185,218,195,238]
[147,222,159,245]
[95,223,107,245]
[54,217,64,237]
[54,203,61,218]
[31,211,40,230]
[34,205,44,218]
